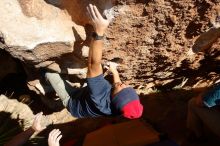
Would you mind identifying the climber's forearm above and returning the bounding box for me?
[87,37,104,78]
[112,70,121,84]
[86,4,109,78]
[4,128,35,146]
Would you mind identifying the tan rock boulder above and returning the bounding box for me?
[0,94,34,130]
[0,0,78,63]
[0,0,113,65]
[0,0,114,94]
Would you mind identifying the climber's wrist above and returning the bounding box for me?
[95,26,107,36]
[95,30,105,36]
[92,32,104,40]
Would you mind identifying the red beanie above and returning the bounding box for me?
[121,100,143,119]
[112,87,143,119]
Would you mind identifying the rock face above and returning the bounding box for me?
[0,0,113,94]
[0,0,113,66]
[0,0,219,95]
[0,0,76,64]
[0,94,34,130]
[0,94,75,130]
[0,50,19,81]
[104,0,220,93]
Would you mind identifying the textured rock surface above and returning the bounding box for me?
[0,0,113,65]
[0,0,220,95]
[0,94,75,130]
[0,0,113,93]
[103,0,220,93]
[0,94,34,130]
[0,0,77,64]
[0,50,19,81]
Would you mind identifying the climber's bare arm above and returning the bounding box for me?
[106,62,121,84]
[86,4,109,78]
[87,36,104,78]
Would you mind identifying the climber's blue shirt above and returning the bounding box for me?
[203,84,220,108]
[67,74,114,118]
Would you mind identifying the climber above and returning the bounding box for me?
[4,112,62,146]
[44,4,143,119]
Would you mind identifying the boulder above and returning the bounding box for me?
[0,0,219,95]
[0,0,76,64]
[0,0,113,94]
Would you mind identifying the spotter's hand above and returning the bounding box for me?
[32,112,46,132]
